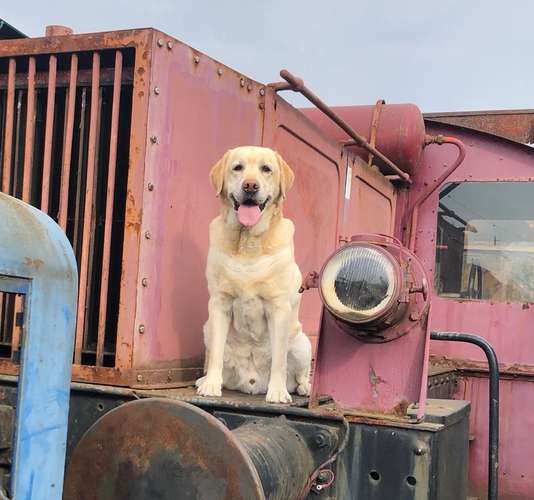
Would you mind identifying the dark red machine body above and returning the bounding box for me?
[0,24,530,500]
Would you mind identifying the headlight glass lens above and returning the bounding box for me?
[320,245,398,324]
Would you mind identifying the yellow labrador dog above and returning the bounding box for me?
[196,146,311,403]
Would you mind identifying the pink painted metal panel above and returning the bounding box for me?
[313,311,428,414]
[346,158,396,236]
[262,93,343,347]
[132,34,264,374]
[456,376,534,498]
[413,123,534,498]
[301,104,426,175]
[260,94,429,414]
[415,125,534,365]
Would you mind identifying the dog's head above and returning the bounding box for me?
[209,146,294,227]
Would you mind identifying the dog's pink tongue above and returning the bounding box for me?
[237,205,262,226]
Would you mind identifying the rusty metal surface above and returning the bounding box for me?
[58,53,78,230]
[40,54,56,213]
[0,29,147,384]
[0,29,149,57]
[0,67,133,89]
[425,109,534,144]
[427,366,458,399]
[113,30,153,373]
[1,58,15,193]
[64,398,265,500]
[45,25,73,37]
[21,56,35,203]
[74,52,100,364]
[367,99,385,167]
[96,50,123,367]
[233,419,315,500]
[431,355,534,381]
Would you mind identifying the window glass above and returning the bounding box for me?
[435,182,534,302]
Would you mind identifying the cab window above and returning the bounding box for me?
[435,181,534,303]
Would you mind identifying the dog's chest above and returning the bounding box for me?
[231,295,268,342]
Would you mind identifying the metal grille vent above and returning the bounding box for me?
[0,49,134,368]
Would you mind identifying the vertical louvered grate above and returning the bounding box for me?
[0,49,134,368]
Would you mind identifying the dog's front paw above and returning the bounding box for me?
[266,383,292,404]
[196,376,222,397]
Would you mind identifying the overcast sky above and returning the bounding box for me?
[4,1,533,112]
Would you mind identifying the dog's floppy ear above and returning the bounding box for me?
[276,152,295,199]
[209,150,230,196]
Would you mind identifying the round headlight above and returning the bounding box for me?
[319,244,401,325]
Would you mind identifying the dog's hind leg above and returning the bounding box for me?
[288,329,312,396]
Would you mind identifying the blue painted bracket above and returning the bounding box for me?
[0,193,77,499]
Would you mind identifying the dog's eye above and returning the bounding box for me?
[261,165,272,173]
[233,164,244,172]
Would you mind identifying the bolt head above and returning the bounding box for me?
[138,324,145,334]
[259,88,265,96]
[145,231,151,239]
[240,78,245,87]
[136,374,143,382]
[194,55,200,64]
[414,447,426,456]
[157,38,164,47]
[167,41,173,49]
[217,68,223,76]
[147,183,154,191]
[154,87,160,95]
[150,135,158,144]
[141,278,148,287]
[314,432,329,448]
[247,84,253,92]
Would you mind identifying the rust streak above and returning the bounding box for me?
[369,365,386,398]
[40,55,57,213]
[21,56,36,203]
[58,53,78,229]
[23,257,44,270]
[74,52,100,364]
[2,58,16,193]
[96,50,123,367]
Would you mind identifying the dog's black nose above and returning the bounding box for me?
[242,179,259,194]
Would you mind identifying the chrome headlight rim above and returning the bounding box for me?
[318,242,403,326]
